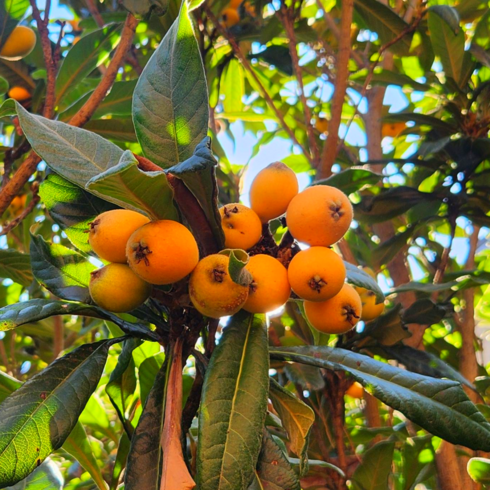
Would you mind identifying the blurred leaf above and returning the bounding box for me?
[345,262,384,303]
[197,312,269,490]
[0,59,34,91]
[372,227,415,269]
[270,346,490,451]
[269,379,314,476]
[467,457,490,484]
[429,5,461,34]
[253,45,293,76]
[351,68,430,91]
[316,168,382,195]
[0,1,30,48]
[0,76,9,96]
[222,59,244,112]
[0,249,32,287]
[5,459,64,490]
[133,1,208,168]
[111,434,131,490]
[86,150,178,220]
[351,441,395,490]
[121,0,167,16]
[0,339,118,487]
[83,118,137,142]
[0,371,21,403]
[402,298,448,325]
[382,113,456,133]
[283,363,325,391]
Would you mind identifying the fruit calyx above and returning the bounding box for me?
[329,202,345,221]
[343,305,360,325]
[211,266,226,283]
[131,240,152,266]
[223,205,239,219]
[87,218,100,234]
[308,274,327,293]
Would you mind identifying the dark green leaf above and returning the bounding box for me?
[372,227,415,269]
[83,118,137,143]
[0,339,117,487]
[283,363,325,391]
[402,298,448,325]
[0,76,9,96]
[5,459,63,490]
[382,113,456,133]
[0,249,32,286]
[345,262,384,303]
[350,69,430,91]
[121,0,167,16]
[0,59,34,92]
[270,346,490,451]
[351,441,395,490]
[111,433,131,490]
[253,45,293,76]
[429,5,461,35]
[138,353,166,405]
[133,1,208,168]
[315,168,382,194]
[197,312,269,490]
[221,59,245,112]
[86,150,178,221]
[467,457,490,484]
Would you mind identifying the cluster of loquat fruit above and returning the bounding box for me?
[87,161,385,336]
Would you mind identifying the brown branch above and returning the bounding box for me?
[84,0,105,28]
[52,314,64,360]
[318,0,354,179]
[432,218,456,287]
[0,183,40,236]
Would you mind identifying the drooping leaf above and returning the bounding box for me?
[344,262,384,303]
[270,346,490,451]
[351,441,395,490]
[29,232,96,303]
[133,0,208,168]
[5,459,64,490]
[0,249,33,287]
[83,118,137,143]
[283,363,325,391]
[315,168,382,195]
[269,379,314,476]
[197,312,269,490]
[0,339,118,487]
[86,150,178,221]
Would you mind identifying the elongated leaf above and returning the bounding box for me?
[351,441,395,490]
[315,168,382,194]
[0,249,33,286]
[111,433,131,490]
[133,1,208,168]
[197,312,269,490]
[372,227,415,269]
[0,59,34,91]
[283,364,325,391]
[16,103,123,188]
[270,346,490,451]
[382,113,456,133]
[350,69,430,91]
[83,118,137,143]
[269,379,314,476]
[86,150,178,220]
[5,459,64,490]
[125,361,168,490]
[30,232,95,303]
[39,173,117,254]
[0,339,118,487]
[345,262,384,303]
[221,60,244,112]
[254,430,300,490]
[0,371,21,403]
[55,25,122,109]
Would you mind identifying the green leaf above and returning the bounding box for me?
[125,361,168,490]
[0,339,118,487]
[351,441,395,490]
[0,60,34,92]
[29,232,96,303]
[219,248,252,286]
[0,371,21,404]
[344,262,384,303]
[315,168,382,194]
[133,0,208,168]
[254,430,300,490]
[86,150,178,221]
[253,45,293,76]
[16,102,123,188]
[283,364,325,391]
[138,352,166,405]
[55,25,122,109]
[221,60,244,112]
[0,76,9,96]
[428,9,465,83]
[402,298,448,325]
[39,173,117,254]
[197,312,269,490]
[269,379,314,476]
[0,1,30,49]
[167,137,225,249]
[371,227,415,269]
[429,5,461,35]
[350,69,430,91]
[111,433,131,490]
[354,0,411,55]
[83,118,137,143]
[5,459,64,490]
[0,249,32,287]
[270,346,490,452]
[467,457,490,484]
[120,0,167,16]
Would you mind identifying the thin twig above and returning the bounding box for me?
[0,183,40,236]
[432,218,456,286]
[84,0,105,28]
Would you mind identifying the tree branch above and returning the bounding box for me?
[0,182,40,236]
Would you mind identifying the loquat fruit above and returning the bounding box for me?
[219,203,262,250]
[0,26,36,61]
[250,162,299,223]
[345,381,364,399]
[243,254,291,313]
[286,185,353,246]
[288,247,345,302]
[229,0,242,8]
[354,266,377,296]
[89,263,151,313]
[10,194,27,215]
[88,209,149,263]
[189,254,249,318]
[360,290,384,322]
[381,122,406,138]
[126,220,199,285]
[8,86,31,102]
[222,8,240,27]
[304,283,362,334]
[315,117,329,134]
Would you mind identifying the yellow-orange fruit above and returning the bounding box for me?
[189,254,249,318]
[126,220,199,285]
[304,283,362,334]
[286,185,353,246]
[315,118,329,134]
[354,266,377,296]
[381,122,406,138]
[219,203,262,250]
[8,86,31,101]
[0,26,36,61]
[222,8,240,27]
[288,247,345,302]
[346,382,364,399]
[88,209,149,263]
[89,263,151,313]
[10,194,27,215]
[360,291,384,322]
[250,162,299,223]
[243,254,290,313]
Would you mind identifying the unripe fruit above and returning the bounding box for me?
[286,185,353,246]
[243,254,290,313]
[219,203,262,250]
[288,247,345,301]
[315,117,329,134]
[90,263,151,313]
[222,8,240,27]
[250,162,299,223]
[360,291,384,322]
[304,283,362,334]
[127,220,199,285]
[88,209,149,263]
[381,122,406,138]
[0,26,36,61]
[345,382,364,399]
[189,254,249,318]
[8,86,31,101]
